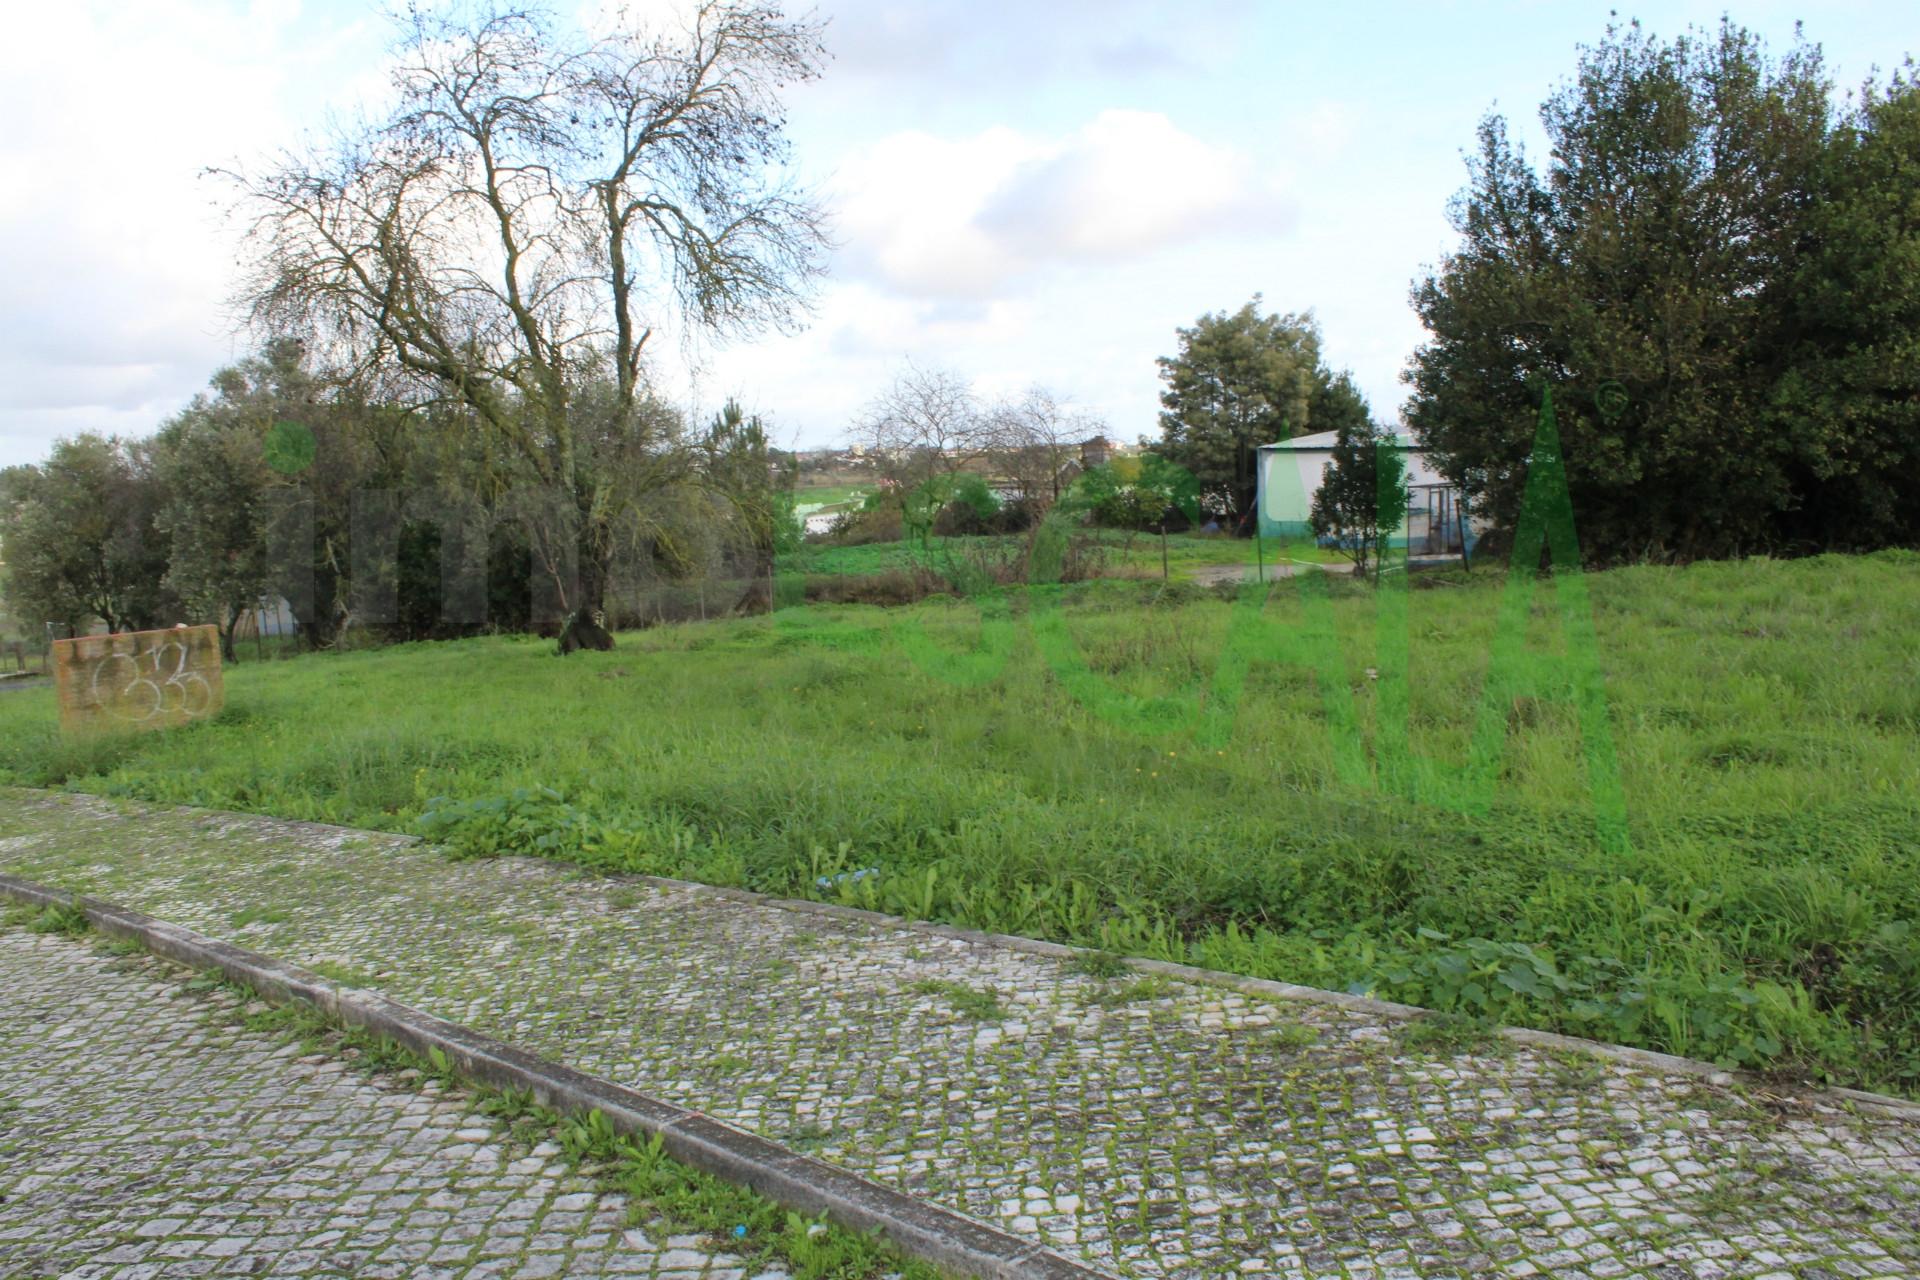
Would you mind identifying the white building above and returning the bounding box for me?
[1255,430,1479,556]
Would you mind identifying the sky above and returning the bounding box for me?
[0,0,1913,468]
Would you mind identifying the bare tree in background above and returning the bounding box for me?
[225,2,829,651]
[983,385,1104,516]
[850,366,987,543]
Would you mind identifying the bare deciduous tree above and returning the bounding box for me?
[224,1,829,650]
[850,366,987,541]
[982,385,1105,514]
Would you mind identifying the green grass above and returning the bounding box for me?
[792,484,871,508]
[783,529,1344,582]
[1098,529,1348,574]
[1083,976,1173,1007]
[11,902,90,938]
[1071,950,1132,980]
[908,979,1005,1021]
[309,959,380,987]
[1391,1012,1511,1057]
[1,551,1916,1093]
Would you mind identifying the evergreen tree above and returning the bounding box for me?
[1309,423,1411,579]
[1157,299,1372,528]
[1405,20,1915,561]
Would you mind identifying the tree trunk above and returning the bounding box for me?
[558,610,614,653]
[556,504,615,654]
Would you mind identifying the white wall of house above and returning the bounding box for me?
[1257,430,1475,553]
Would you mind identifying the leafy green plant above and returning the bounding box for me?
[23,903,90,938]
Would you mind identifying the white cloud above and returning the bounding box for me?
[831,110,1294,300]
[0,1,380,467]
[678,283,1038,441]
[829,127,1039,298]
[816,0,1254,87]
[980,111,1293,261]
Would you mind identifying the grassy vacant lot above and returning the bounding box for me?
[1,552,1916,1094]
[785,529,1344,580]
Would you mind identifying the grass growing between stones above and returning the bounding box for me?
[1082,976,1174,1008]
[16,908,951,1280]
[1392,1012,1512,1058]
[0,552,1917,1094]
[908,979,1006,1022]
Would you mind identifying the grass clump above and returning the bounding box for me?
[1071,950,1131,980]
[1393,1012,1511,1057]
[1084,977,1173,1007]
[1267,1022,1322,1051]
[908,979,1005,1022]
[20,903,90,938]
[309,959,379,988]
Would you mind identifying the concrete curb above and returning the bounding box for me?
[10,786,1920,1123]
[0,873,1115,1280]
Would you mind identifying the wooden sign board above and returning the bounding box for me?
[53,625,225,735]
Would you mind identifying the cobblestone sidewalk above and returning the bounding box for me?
[4,789,1918,1279]
[0,923,766,1280]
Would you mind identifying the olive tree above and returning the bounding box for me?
[226,2,829,650]
[0,436,175,638]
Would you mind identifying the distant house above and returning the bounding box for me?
[1040,435,1116,497]
[1256,430,1481,556]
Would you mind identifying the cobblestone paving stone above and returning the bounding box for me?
[4,788,1919,1279]
[0,925,768,1280]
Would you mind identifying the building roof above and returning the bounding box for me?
[1258,429,1421,451]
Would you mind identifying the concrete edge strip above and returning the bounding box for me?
[16,787,1920,1122]
[0,873,1115,1280]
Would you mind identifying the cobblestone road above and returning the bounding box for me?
[4,789,1919,1279]
[0,924,762,1279]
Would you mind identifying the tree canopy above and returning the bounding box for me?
[1407,20,1920,561]
[0,436,173,638]
[1309,423,1412,579]
[227,1,829,649]
[1155,299,1373,527]
[1155,300,1317,526]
